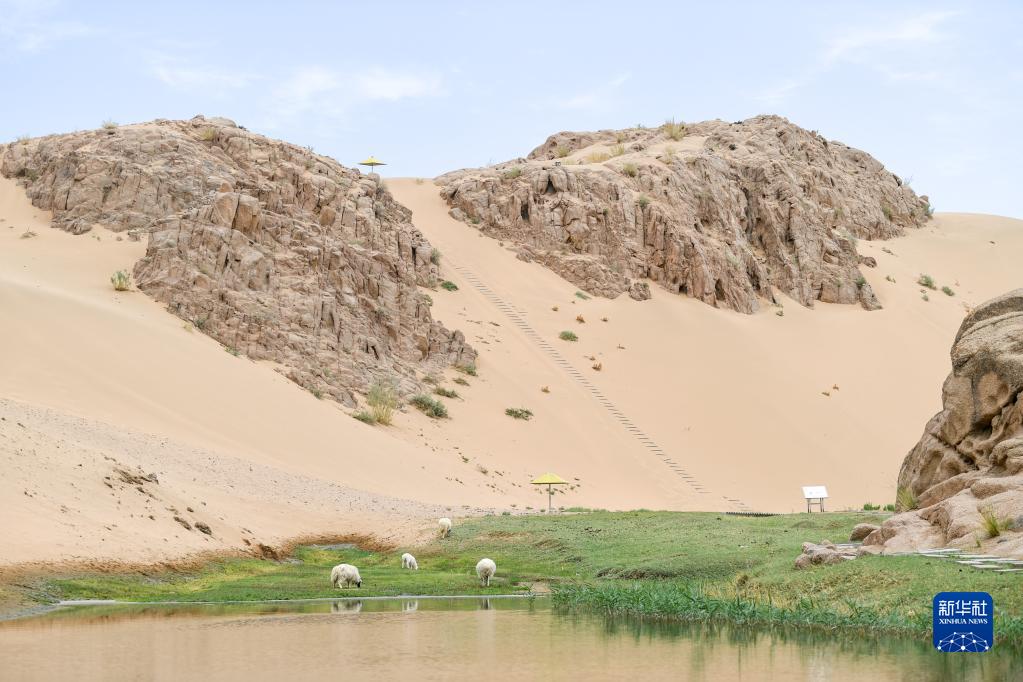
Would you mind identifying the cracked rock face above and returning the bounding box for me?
[866,290,1023,553]
[437,115,930,313]
[1,115,475,405]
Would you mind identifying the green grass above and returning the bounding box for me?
[942,285,955,297]
[29,512,1023,646]
[917,274,936,290]
[366,379,399,425]
[559,331,578,342]
[440,280,459,291]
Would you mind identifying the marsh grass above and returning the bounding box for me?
[38,511,1023,645]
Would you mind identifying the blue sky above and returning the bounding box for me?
[2,1,1021,217]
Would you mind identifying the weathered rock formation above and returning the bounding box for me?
[793,540,865,569]
[866,290,1023,554]
[1,116,475,405]
[438,115,931,313]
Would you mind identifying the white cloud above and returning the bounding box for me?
[152,61,257,91]
[556,72,631,110]
[0,0,92,53]
[758,10,961,104]
[355,68,444,100]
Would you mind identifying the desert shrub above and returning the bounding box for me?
[555,145,570,158]
[925,203,935,217]
[622,163,637,178]
[440,280,459,291]
[453,377,469,386]
[586,151,611,164]
[885,275,896,283]
[198,127,216,142]
[225,346,240,357]
[352,411,375,424]
[503,167,522,179]
[455,363,477,377]
[505,407,533,420]
[862,503,880,511]
[881,204,893,221]
[20,229,37,239]
[367,379,399,425]
[430,248,442,266]
[883,503,896,512]
[110,270,131,291]
[101,119,118,130]
[576,314,585,323]
[637,196,650,210]
[896,487,919,512]
[917,274,935,289]
[592,362,603,371]
[574,291,590,300]
[412,394,448,418]
[980,507,1014,538]
[434,386,459,399]
[559,330,578,342]
[942,286,955,297]
[310,388,323,399]
[609,143,626,157]
[855,275,867,289]
[662,118,686,140]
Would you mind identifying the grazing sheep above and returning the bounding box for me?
[438,517,452,538]
[476,558,496,587]
[330,563,363,589]
[401,552,419,570]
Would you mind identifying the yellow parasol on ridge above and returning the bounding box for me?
[358,156,386,173]
[531,472,569,512]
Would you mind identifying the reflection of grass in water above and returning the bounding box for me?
[39,511,1023,646]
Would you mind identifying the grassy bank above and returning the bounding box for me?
[23,511,1023,644]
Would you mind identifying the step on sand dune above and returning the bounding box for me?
[2,119,1022,567]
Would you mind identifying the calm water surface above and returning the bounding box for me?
[0,597,1014,681]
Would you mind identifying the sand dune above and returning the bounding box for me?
[390,179,1023,514]
[2,167,1020,565]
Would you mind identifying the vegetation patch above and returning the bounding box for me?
[367,379,399,425]
[559,331,578,342]
[110,270,131,291]
[411,394,448,418]
[440,280,459,291]
[504,407,533,420]
[434,387,460,399]
[917,274,936,289]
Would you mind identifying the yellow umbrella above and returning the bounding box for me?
[359,156,386,173]
[531,472,569,512]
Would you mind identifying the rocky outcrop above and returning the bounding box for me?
[1,116,475,405]
[793,540,861,569]
[849,523,880,542]
[866,290,1023,554]
[438,115,930,313]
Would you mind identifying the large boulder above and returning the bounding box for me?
[867,290,1023,554]
[1,116,475,406]
[436,115,930,313]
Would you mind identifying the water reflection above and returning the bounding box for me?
[1,598,1014,681]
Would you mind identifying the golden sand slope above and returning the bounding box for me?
[390,178,1023,515]
[2,167,1020,566]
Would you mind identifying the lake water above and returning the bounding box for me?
[0,597,1013,681]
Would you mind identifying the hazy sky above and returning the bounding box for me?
[2,1,1020,217]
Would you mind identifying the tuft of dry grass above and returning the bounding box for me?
[367,379,399,425]
[110,270,131,291]
[662,118,686,141]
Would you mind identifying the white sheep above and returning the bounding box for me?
[330,563,362,589]
[438,517,452,538]
[401,552,419,570]
[476,558,496,587]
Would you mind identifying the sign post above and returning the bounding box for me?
[802,485,829,513]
